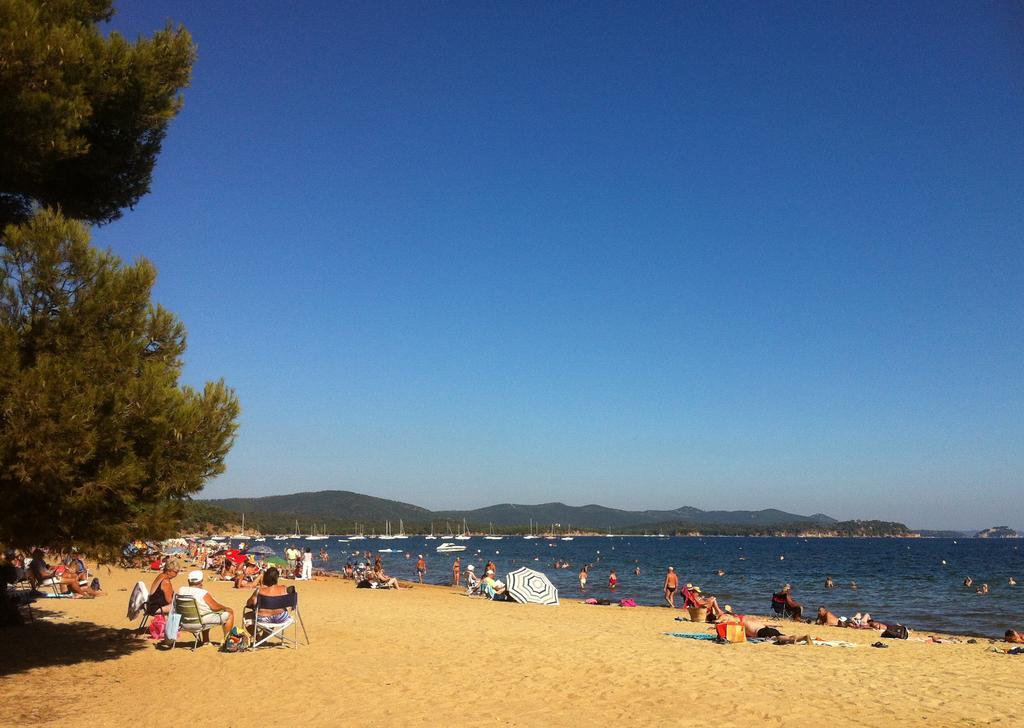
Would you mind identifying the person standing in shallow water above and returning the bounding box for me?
[415,554,426,584]
[664,566,678,608]
[579,567,587,591]
[452,557,460,586]
[608,569,617,590]
[825,576,834,588]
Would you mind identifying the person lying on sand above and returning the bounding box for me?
[816,607,840,626]
[718,613,811,645]
[1005,629,1024,644]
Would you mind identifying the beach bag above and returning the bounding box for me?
[619,598,636,607]
[222,628,249,653]
[716,622,747,643]
[165,611,181,640]
[149,614,166,641]
[881,624,909,640]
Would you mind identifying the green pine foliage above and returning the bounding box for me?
[0,0,195,227]
[0,210,239,556]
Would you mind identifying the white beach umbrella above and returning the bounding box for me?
[505,567,559,605]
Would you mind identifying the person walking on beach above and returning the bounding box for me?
[300,548,313,580]
[416,555,426,583]
[452,557,461,586]
[664,566,678,608]
[579,567,588,591]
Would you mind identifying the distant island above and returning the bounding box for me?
[182,489,914,538]
[976,526,1019,539]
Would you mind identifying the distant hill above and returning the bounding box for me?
[200,489,842,534]
[976,526,1019,539]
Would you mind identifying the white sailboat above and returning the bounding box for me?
[306,523,329,540]
[425,521,437,540]
[454,518,471,540]
[394,519,409,539]
[484,522,502,540]
[523,518,538,540]
[231,513,246,539]
[379,521,395,540]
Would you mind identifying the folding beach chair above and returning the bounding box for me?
[247,588,308,648]
[127,580,151,631]
[770,592,797,619]
[169,595,205,651]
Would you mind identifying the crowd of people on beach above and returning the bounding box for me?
[4,540,1023,650]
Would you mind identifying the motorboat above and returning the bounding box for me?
[436,542,467,553]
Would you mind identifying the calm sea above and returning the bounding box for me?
[233,535,1023,637]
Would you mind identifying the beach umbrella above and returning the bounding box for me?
[162,546,187,555]
[505,567,559,605]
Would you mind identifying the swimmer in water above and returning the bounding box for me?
[634,566,640,576]
[976,583,989,595]
[824,576,834,589]
[850,580,858,590]
[716,569,726,577]
[963,576,973,588]
[1009,577,1017,587]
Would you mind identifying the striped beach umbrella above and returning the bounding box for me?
[505,567,559,605]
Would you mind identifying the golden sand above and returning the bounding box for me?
[2,566,1018,727]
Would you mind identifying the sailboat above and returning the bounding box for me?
[379,521,395,540]
[484,522,502,540]
[523,518,538,540]
[306,523,329,540]
[425,521,437,540]
[348,523,366,541]
[231,513,247,539]
[394,519,408,539]
[560,523,574,541]
[454,518,471,540]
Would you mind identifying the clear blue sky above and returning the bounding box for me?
[95,2,1023,530]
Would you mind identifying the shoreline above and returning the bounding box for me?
[5,565,1021,727]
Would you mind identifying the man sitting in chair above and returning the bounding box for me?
[177,570,235,645]
[771,583,804,621]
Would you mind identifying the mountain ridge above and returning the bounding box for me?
[202,489,840,531]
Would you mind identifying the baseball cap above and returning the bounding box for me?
[187,570,203,583]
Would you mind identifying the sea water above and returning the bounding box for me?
[235,536,1023,637]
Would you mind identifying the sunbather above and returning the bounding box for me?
[686,585,726,619]
[482,570,509,600]
[28,549,104,597]
[771,584,803,621]
[1005,629,1024,644]
[816,607,841,626]
[719,613,811,644]
[176,570,235,646]
[245,567,289,625]
[146,558,181,615]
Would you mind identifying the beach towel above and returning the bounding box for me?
[811,639,858,648]
[664,632,717,641]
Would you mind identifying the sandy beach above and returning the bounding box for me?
[2,565,1019,727]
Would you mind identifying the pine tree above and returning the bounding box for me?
[0,210,239,553]
[0,0,195,228]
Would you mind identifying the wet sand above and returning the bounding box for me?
[2,566,1019,726]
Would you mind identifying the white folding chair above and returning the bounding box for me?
[248,589,308,648]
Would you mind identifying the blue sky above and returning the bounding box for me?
[95,2,1023,529]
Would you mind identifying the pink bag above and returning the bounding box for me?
[149,614,166,641]
[619,598,636,607]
